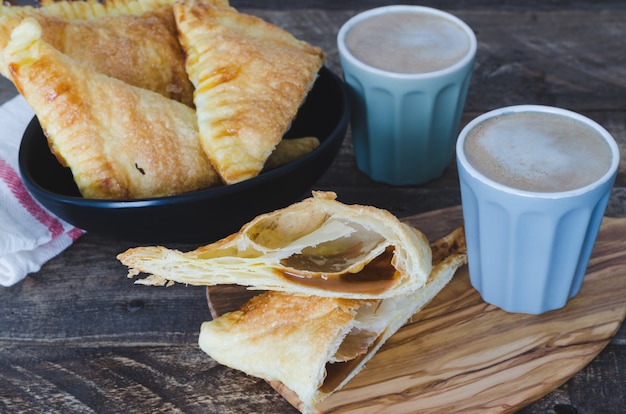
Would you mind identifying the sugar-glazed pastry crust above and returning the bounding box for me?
[0,0,197,105]
[4,18,219,199]
[175,0,325,184]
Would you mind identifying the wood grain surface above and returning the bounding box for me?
[208,206,626,413]
[0,1,625,413]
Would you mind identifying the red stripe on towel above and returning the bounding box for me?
[0,158,65,238]
[67,227,84,241]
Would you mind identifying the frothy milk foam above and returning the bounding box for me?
[345,11,471,74]
[463,112,613,192]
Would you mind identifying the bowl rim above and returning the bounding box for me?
[19,66,350,209]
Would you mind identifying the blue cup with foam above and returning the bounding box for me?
[457,105,620,314]
[337,5,476,186]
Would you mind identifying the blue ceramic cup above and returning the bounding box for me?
[337,5,476,186]
[457,105,620,314]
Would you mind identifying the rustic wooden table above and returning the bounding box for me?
[1,1,624,413]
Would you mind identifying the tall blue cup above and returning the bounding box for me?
[337,5,477,186]
[457,105,620,314]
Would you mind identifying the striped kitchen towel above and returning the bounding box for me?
[0,94,84,286]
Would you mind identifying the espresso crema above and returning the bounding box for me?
[463,112,613,192]
[345,11,471,74]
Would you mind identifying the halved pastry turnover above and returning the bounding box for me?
[118,191,433,299]
[174,0,325,184]
[198,227,466,413]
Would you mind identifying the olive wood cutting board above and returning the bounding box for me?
[206,205,626,414]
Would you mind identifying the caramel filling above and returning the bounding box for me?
[320,330,386,394]
[279,247,399,294]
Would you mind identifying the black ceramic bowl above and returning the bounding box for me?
[19,67,350,244]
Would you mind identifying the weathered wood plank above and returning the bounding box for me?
[0,2,624,413]
[0,236,206,346]
[0,345,298,414]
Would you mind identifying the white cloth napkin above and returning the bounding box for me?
[0,95,84,286]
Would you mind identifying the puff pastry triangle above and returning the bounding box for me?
[119,191,433,299]
[200,227,467,413]
[3,18,219,199]
[37,0,180,20]
[0,0,196,105]
[262,136,319,171]
[174,0,325,184]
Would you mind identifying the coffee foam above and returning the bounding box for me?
[345,12,471,74]
[463,112,613,192]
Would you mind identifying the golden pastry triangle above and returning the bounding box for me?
[3,17,219,199]
[174,0,325,184]
[0,0,195,105]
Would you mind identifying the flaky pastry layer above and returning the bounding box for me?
[175,0,325,184]
[199,227,467,413]
[119,191,433,299]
